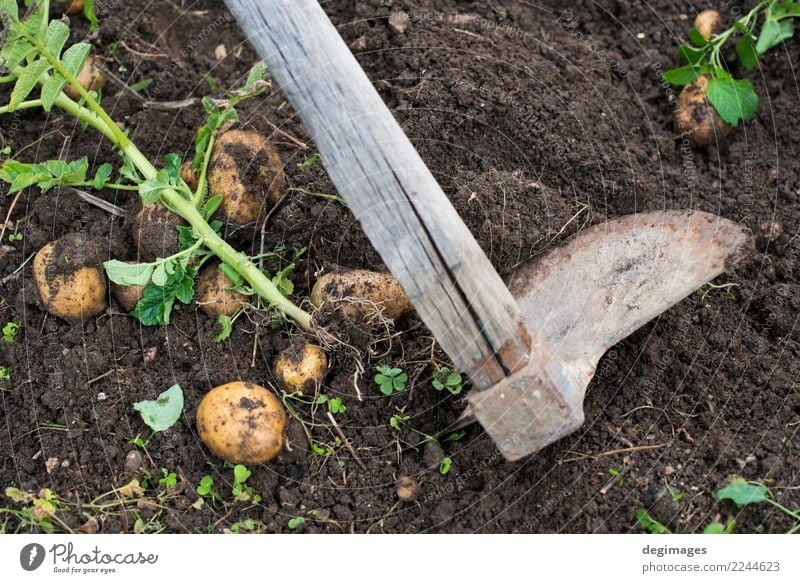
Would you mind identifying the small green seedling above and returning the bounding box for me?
[230,518,259,533]
[231,464,261,503]
[608,468,625,487]
[287,516,305,529]
[316,394,346,415]
[697,282,738,302]
[439,456,453,475]
[296,153,320,171]
[158,469,177,489]
[0,367,9,381]
[635,508,671,534]
[195,474,221,507]
[716,476,800,533]
[665,1,800,125]
[704,517,736,534]
[443,430,466,443]
[374,365,407,395]
[2,322,21,343]
[8,232,22,241]
[389,408,410,430]
[432,366,462,395]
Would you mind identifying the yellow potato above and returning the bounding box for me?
[673,75,732,147]
[694,9,721,41]
[64,56,106,100]
[195,263,247,317]
[111,262,145,312]
[63,0,84,16]
[33,234,107,320]
[196,381,285,464]
[311,269,413,320]
[208,130,284,225]
[181,161,199,191]
[131,204,186,262]
[274,343,328,394]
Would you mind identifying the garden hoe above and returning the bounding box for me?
[224,0,752,460]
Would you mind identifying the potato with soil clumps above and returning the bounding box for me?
[64,55,106,100]
[131,204,186,262]
[195,263,247,317]
[694,9,721,41]
[208,130,284,227]
[274,342,328,394]
[311,269,413,321]
[196,381,285,464]
[33,233,107,320]
[111,262,145,312]
[674,75,732,146]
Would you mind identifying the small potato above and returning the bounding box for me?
[673,75,732,147]
[64,55,106,100]
[33,233,107,320]
[62,0,84,16]
[111,262,145,312]
[195,263,247,317]
[131,204,186,262]
[396,476,419,501]
[196,381,285,465]
[180,161,199,191]
[208,130,284,226]
[694,9,721,41]
[274,342,328,394]
[311,269,413,321]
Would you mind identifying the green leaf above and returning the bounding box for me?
[635,508,671,534]
[663,65,703,86]
[139,175,167,204]
[756,18,794,54]
[43,20,70,57]
[151,262,169,286]
[132,285,173,325]
[704,522,725,534]
[61,42,92,77]
[233,464,250,484]
[201,195,222,220]
[716,477,768,507]
[706,77,758,126]
[84,0,99,29]
[243,61,268,91]
[688,28,709,47]
[133,384,184,432]
[0,0,19,21]
[678,44,706,66]
[287,517,305,529]
[92,163,113,189]
[163,153,182,180]
[192,125,213,170]
[213,315,233,342]
[9,58,49,110]
[735,36,758,70]
[439,457,452,475]
[104,260,155,286]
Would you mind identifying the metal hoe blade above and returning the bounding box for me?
[469,210,752,461]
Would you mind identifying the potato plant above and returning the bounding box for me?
[666,2,800,144]
[0,0,311,331]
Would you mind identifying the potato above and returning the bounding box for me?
[196,381,285,465]
[311,269,413,320]
[274,342,328,394]
[396,475,419,501]
[207,130,284,226]
[673,75,732,147]
[694,9,721,41]
[131,204,186,262]
[111,262,145,312]
[62,0,84,16]
[195,263,247,317]
[33,233,107,320]
[180,161,199,191]
[64,55,106,100]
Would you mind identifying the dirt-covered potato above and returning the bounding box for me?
[64,55,106,100]
[131,204,185,262]
[33,233,107,320]
[311,269,413,321]
[111,262,145,312]
[674,75,732,147]
[180,161,199,191]
[274,342,328,394]
[396,475,419,501]
[694,9,721,40]
[195,263,247,317]
[196,381,285,464]
[207,130,284,226]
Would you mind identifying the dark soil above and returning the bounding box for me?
[1,0,798,534]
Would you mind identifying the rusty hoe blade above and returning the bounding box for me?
[469,210,752,460]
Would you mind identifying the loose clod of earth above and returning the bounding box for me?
[274,342,328,394]
[196,381,286,465]
[673,75,732,147]
[33,233,107,320]
[311,269,414,321]
[195,263,247,317]
[208,129,285,227]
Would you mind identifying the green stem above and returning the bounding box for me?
[75,181,140,191]
[766,498,800,522]
[192,134,214,208]
[41,74,312,331]
[0,99,44,114]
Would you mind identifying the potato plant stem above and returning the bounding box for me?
[192,134,215,208]
[37,49,313,330]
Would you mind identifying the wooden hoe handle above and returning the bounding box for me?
[224,0,530,388]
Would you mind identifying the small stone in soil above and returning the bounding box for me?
[124,450,144,474]
[389,11,409,33]
[424,441,445,469]
[396,475,419,501]
[45,457,59,474]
